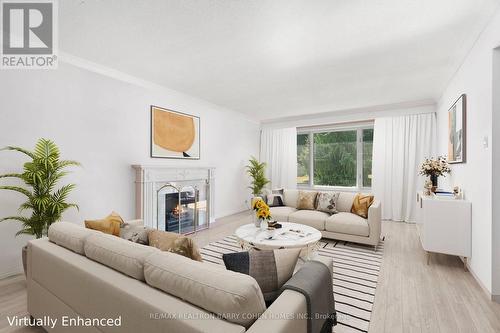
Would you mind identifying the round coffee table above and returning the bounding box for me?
[234,222,322,260]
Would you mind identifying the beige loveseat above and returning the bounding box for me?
[27,221,332,333]
[270,189,381,247]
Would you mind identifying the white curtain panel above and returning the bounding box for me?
[260,128,297,189]
[372,113,437,222]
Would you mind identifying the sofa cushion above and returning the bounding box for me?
[316,191,340,214]
[336,192,357,212]
[222,248,300,304]
[48,222,98,255]
[270,206,297,221]
[148,230,202,261]
[351,194,375,218]
[120,223,150,245]
[266,193,284,207]
[297,190,318,210]
[144,251,266,328]
[288,210,329,230]
[84,211,124,236]
[84,232,158,281]
[325,212,369,237]
[283,189,299,208]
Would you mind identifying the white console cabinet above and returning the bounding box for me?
[415,192,471,268]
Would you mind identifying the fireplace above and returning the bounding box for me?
[164,187,197,233]
[133,165,214,233]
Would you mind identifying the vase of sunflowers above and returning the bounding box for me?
[252,198,272,229]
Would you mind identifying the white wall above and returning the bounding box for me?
[492,48,500,300]
[0,60,260,278]
[436,9,500,296]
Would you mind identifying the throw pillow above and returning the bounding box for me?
[222,248,301,303]
[351,194,375,218]
[120,223,150,245]
[148,230,202,261]
[266,193,284,207]
[84,211,124,236]
[316,192,340,214]
[297,191,318,210]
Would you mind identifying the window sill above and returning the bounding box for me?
[297,184,372,193]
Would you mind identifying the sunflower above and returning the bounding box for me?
[257,207,271,220]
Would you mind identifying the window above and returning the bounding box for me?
[297,124,374,189]
[297,133,310,185]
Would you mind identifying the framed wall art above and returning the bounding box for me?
[447,94,466,164]
[150,105,200,159]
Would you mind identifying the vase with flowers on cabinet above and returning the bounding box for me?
[419,156,451,193]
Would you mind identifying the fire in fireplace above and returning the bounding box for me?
[165,188,198,233]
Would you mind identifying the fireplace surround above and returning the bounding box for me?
[132,165,215,233]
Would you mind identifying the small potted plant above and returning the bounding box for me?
[0,139,80,275]
[251,198,272,229]
[419,156,451,192]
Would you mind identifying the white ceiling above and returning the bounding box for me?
[60,0,500,121]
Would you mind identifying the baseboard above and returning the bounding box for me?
[492,294,500,303]
[465,260,493,301]
[0,263,23,280]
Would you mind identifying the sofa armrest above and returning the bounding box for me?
[367,200,382,246]
[247,289,307,333]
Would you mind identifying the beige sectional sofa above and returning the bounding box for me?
[270,189,381,247]
[27,221,333,333]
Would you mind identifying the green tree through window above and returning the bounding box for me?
[297,126,373,188]
[314,131,357,186]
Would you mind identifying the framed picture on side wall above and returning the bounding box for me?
[447,94,466,164]
[150,105,200,159]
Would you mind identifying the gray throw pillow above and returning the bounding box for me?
[266,193,284,207]
[222,248,300,303]
[316,192,340,214]
[120,223,150,245]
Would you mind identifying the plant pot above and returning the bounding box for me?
[22,245,27,276]
[430,174,438,193]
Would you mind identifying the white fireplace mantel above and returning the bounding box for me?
[132,165,216,229]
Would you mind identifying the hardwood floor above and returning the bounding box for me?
[1,212,499,333]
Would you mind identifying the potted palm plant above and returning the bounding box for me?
[246,156,270,197]
[246,156,270,206]
[0,139,80,275]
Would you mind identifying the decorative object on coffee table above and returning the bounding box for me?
[251,198,272,229]
[0,139,80,275]
[419,156,451,192]
[234,222,322,260]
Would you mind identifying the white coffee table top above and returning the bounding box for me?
[234,222,322,250]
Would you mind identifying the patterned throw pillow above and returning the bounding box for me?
[316,192,340,214]
[351,194,375,218]
[84,211,124,236]
[120,223,150,245]
[297,191,318,210]
[222,248,301,303]
[266,193,284,207]
[148,230,203,261]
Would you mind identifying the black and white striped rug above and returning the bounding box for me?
[200,235,384,333]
